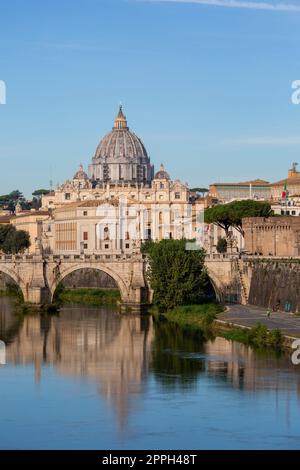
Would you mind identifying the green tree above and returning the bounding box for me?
[205,200,273,237]
[32,189,50,197]
[204,204,234,237]
[0,225,30,254]
[216,237,227,254]
[0,225,14,245]
[142,239,209,311]
[228,200,273,236]
[0,190,26,212]
[31,189,50,210]
[190,187,209,196]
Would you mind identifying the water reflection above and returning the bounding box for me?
[0,298,153,428]
[151,319,300,396]
[1,296,300,443]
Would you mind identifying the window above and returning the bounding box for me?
[83,232,88,241]
[83,243,88,249]
[125,243,130,249]
[105,244,109,249]
[175,192,180,199]
[145,228,151,240]
[65,193,71,200]
[160,183,164,189]
[104,227,110,240]
[83,211,88,216]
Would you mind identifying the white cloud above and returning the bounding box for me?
[223,136,300,145]
[142,0,300,12]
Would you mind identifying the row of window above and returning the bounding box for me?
[64,192,182,201]
[81,242,131,250]
[281,210,298,216]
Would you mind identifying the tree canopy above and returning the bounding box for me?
[0,225,30,254]
[205,200,273,236]
[190,187,209,196]
[32,189,50,197]
[0,190,26,212]
[142,239,209,311]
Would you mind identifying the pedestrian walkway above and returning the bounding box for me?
[219,305,300,337]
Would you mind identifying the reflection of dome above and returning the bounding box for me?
[94,106,149,161]
[73,164,88,180]
[154,164,170,180]
[88,106,154,184]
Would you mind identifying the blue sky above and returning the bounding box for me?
[1,0,300,196]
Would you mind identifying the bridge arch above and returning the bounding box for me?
[205,271,224,303]
[50,263,130,303]
[0,265,26,301]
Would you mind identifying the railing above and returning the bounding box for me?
[0,252,146,263]
[205,253,238,261]
[206,253,300,261]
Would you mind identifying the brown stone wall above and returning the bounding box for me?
[243,217,300,257]
[248,260,300,312]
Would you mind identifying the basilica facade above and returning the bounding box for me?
[41,106,197,255]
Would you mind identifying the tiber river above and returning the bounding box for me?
[0,296,300,450]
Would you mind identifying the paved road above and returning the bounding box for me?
[219,305,300,337]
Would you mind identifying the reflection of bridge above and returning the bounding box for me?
[0,253,149,308]
[1,301,154,428]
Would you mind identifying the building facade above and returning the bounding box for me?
[38,106,200,255]
[209,179,271,203]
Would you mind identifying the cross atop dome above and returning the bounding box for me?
[114,104,128,130]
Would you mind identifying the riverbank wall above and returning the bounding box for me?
[214,318,298,352]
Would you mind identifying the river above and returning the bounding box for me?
[0,296,300,450]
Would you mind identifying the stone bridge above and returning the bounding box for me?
[1,251,298,312]
[0,253,149,309]
[205,254,300,312]
[205,254,247,304]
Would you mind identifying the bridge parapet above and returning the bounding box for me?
[0,252,149,309]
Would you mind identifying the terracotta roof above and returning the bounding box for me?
[210,179,270,187]
[14,210,50,219]
[271,177,300,187]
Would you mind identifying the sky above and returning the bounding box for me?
[1,0,300,197]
